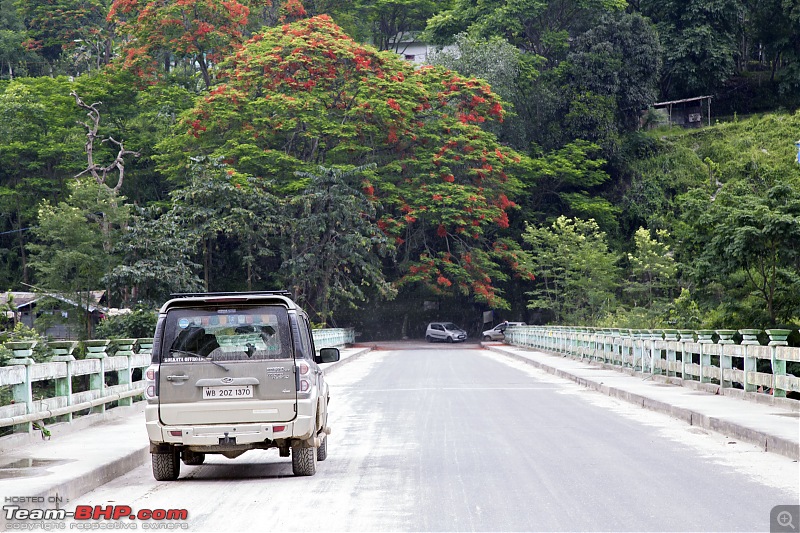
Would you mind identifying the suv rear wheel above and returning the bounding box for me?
[291,444,317,476]
[152,449,180,481]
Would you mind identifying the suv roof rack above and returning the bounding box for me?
[169,290,293,298]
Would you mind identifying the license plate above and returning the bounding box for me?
[203,385,254,399]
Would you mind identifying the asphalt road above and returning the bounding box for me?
[63,343,799,532]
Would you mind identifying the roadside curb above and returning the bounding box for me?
[35,446,151,505]
[323,345,372,373]
[0,344,373,524]
[485,343,800,461]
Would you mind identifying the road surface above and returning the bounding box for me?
[63,343,799,531]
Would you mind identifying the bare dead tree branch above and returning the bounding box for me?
[71,91,140,193]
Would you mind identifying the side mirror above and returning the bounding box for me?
[315,347,340,364]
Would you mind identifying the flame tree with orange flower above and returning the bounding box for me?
[107,0,251,89]
[156,15,534,309]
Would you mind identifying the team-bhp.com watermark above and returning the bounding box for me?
[4,497,189,530]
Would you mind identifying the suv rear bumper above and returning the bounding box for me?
[145,404,316,446]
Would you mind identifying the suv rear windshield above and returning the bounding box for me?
[159,306,292,362]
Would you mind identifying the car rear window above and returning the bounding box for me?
[159,305,292,362]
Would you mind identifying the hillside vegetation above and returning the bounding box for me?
[1,0,799,339]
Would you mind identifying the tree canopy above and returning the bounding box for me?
[159,15,532,308]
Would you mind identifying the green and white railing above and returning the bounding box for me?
[0,328,354,435]
[503,327,800,402]
[312,328,355,349]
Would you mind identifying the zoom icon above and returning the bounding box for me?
[772,505,800,532]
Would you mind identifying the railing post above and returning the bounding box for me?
[114,339,137,407]
[677,330,694,381]
[716,330,736,389]
[50,340,77,423]
[612,329,622,367]
[650,330,663,375]
[663,329,678,377]
[137,338,154,357]
[631,329,644,373]
[620,329,632,369]
[6,341,36,433]
[766,329,791,398]
[85,339,110,414]
[697,330,714,383]
[602,329,611,364]
[739,329,761,393]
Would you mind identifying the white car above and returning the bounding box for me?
[482,322,526,341]
[425,322,468,343]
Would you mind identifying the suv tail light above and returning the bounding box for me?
[297,362,311,396]
[144,364,159,401]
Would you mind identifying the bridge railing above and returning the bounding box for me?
[503,327,800,404]
[313,327,355,349]
[0,328,354,436]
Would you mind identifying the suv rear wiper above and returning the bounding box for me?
[169,349,229,371]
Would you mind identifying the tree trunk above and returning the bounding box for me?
[197,55,211,90]
[246,244,252,291]
[16,217,28,284]
[203,239,210,291]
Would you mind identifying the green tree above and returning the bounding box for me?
[27,179,130,338]
[0,29,33,79]
[425,0,627,63]
[745,0,800,95]
[15,0,111,73]
[354,0,442,52]
[565,12,661,131]
[640,0,742,97]
[625,227,676,309]
[522,216,619,324]
[128,157,280,296]
[106,203,205,307]
[694,183,800,325]
[525,140,616,230]
[281,165,395,324]
[0,76,84,286]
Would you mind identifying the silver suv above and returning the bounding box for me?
[144,291,339,480]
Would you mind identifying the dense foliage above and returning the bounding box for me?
[1,0,799,338]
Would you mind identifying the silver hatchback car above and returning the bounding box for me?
[425,322,468,343]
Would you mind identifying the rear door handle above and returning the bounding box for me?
[166,374,189,382]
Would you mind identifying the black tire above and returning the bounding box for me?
[426,335,433,342]
[483,335,491,341]
[152,450,180,481]
[292,444,316,476]
[182,451,205,466]
[446,336,453,343]
[317,435,328,462]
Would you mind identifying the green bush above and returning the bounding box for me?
[95,308,157,339]
[0,323,51,363]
